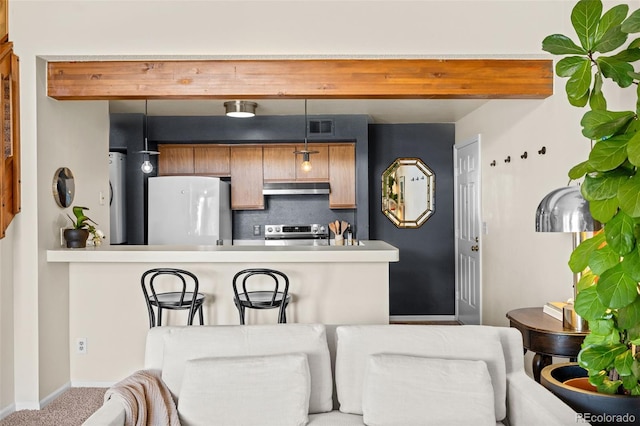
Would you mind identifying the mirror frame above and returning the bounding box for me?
[381,157,435,228]
[52,167,75,208]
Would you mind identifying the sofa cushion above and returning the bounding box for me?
[156,324,332,413]
[362,354,495,426]
[334,325,507,420]
[177,353,310,426]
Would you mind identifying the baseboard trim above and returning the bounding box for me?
[71,381,115,388]
[389,315,457,322]
[15,382,71,411]
[0,403,16,420]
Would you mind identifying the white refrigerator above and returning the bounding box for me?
[147,176,232,245]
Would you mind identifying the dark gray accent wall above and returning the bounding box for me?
[110,114,370,243]
[369,124,455,316]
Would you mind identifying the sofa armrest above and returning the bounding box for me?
[506,372,579,426]
[82,398,126,426]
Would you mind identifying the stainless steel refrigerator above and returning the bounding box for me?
[109,152,127,244]
[147,176,232,245]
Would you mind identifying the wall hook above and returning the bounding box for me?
[521,151,528,159]
[490,160,496,167]
[504,156,511,163]
[538,146,546,155]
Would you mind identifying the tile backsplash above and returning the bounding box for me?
[233,194,355,240]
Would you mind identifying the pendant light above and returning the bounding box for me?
[224,100,257,118]
[293,99,318,172]
[139,100,159,174]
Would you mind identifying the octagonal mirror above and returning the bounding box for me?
[382,158,435,228]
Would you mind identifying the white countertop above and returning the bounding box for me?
[46,240,399,263]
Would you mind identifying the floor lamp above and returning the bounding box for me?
[535,186,602,331]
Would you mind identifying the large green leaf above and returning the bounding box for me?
[582,171,628,201]
[596,4,628,42]
[577,270,597,292]
[622,7,640,33]
[595,25,628,53]
[588,135,629,171]
[618,173,640,217]
[588,317,615,335]
[589,244,620,275]
[605,210,636,254]
[569,232,606,272]
[578,343,628,370]
[611,47,640,62]
[589,197,619,222]
[567,59,593,100]
[581,110,635,139]
[630,37,640,49]
[627,129,640,166]
[618,296,640,329]
[614,350,635,376]
[576,285,608,322]
[597,264,638,308]
[596,377,624,394]
[542,34,587,55]
[569,160,596,180]
[590,72,608,110]
[572,0,603,50]
[556,56,590,77]
[570,89,590,107]
[621,248,640,281]
[582,328,618,347]
[598,56,635,87]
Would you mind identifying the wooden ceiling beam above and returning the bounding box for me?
[46,58,553,101]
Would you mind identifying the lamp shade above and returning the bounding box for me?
[535,186,602,233]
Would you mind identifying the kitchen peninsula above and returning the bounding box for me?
[47,241,398,384]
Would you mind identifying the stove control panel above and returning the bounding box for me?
[265,224,328,239]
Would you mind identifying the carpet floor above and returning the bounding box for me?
[0,387,105,426]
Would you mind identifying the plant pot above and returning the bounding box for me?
[63,228,89,249]
[541,363,639,426]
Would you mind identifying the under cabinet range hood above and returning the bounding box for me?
[262,182,331,195]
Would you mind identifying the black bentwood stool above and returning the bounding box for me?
[141,268,206,328]
[232,268,291,324]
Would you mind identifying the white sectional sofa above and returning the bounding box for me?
[84,324,579,426]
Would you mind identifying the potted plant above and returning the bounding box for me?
[540,0,640,420]
[64,205,103,248]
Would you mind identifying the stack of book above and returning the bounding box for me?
[543,302,567,321]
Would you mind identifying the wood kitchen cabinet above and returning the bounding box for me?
[263,145,296,182]
[329,144,356,209]
[230,146,264,210]
[263,143,328,182]
[194,145,230,176]
[159,144,230,176]
[295,144,328,181]
[158,145,194,175]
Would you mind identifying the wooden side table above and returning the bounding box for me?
[506,307,588,383]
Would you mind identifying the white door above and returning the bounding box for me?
[454,136,482,325]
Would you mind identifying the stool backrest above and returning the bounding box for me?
[232,268,289,307]
[141,268,201,327]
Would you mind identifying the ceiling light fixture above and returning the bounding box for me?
[224,100,257,118]
[293,99,318,173]
[139,100,160,174]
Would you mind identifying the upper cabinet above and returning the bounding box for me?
[230,146,264,210]
[263,143,329,182]
[329,144,356,209]
[158,144,230,177]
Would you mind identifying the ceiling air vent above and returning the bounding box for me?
[308,119,334,136]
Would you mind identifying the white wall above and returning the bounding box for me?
[3,0,629,410]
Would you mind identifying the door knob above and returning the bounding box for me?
[471,245,479,252]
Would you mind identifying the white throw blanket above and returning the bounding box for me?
[104,369,180,426]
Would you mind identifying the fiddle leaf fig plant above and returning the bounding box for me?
[543,0,640,396]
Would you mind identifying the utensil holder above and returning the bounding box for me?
[335,235,344,246]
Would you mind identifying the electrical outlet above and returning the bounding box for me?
[253,225,261,236]
[76,337,87,354]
